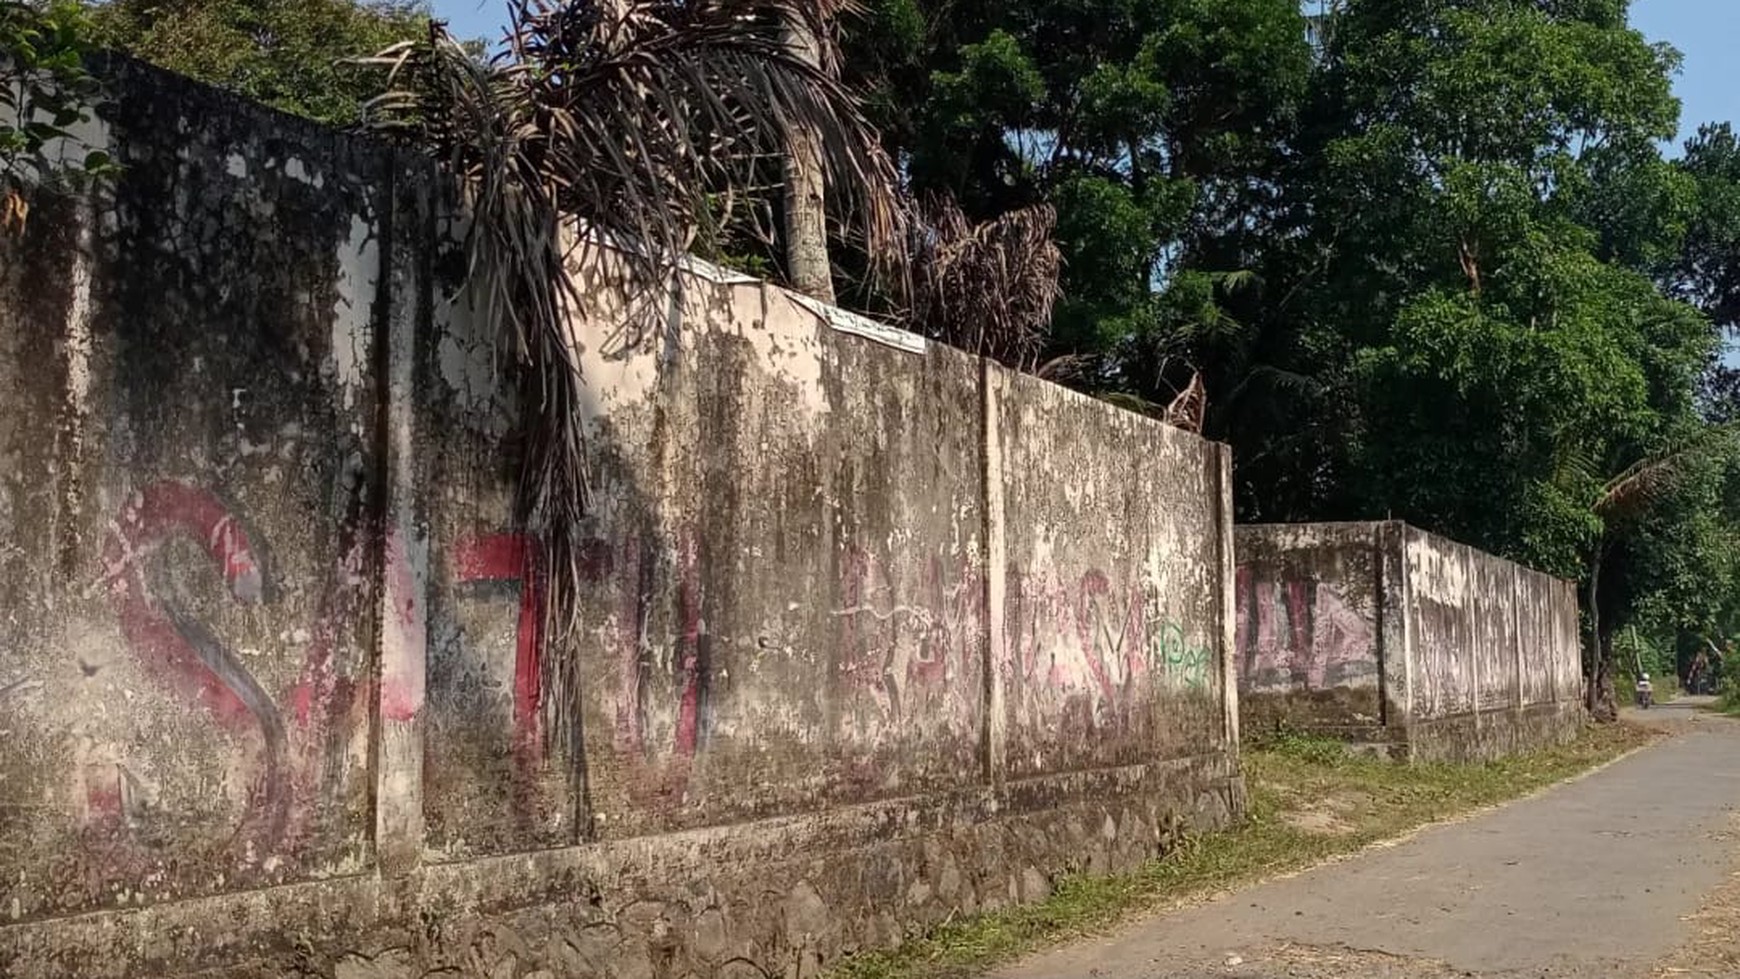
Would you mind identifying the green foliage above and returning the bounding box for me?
[1671,123,1740,331]
[0,0,114,214]
[84,0,435,125]
[841,0,1311,386]
[1249,727,1347,767]
[1225,1,1734,701]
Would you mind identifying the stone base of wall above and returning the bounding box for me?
[0,756,1242,979]
[1244,700,1585,765]
[1405,701,1586,764]
[1239,688,1387,741]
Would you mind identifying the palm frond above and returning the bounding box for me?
[361,1,905,754]
[1593,424,1740,519]
[908,194,1062,370]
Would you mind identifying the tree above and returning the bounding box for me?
[1577,428,1740,716]
[367,0,902,747]
[839,0,1311,394]
[781,9,834,301]
[1,0,113,231]
[1668,123,1740,331]
[1228,0,1737,718]
[85,0,433,125]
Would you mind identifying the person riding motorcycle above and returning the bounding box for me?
[1636,673,1653,709]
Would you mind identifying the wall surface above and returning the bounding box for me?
[0,61,1242,978]
[0,59,395,925]
[1234,523,1392,737]
[1402,527,1585,761]
[1235,522,1583,758]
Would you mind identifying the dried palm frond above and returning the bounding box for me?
[1035,353,1099,384]
[1163,371,1206,433]
[361,0,905,754]
[1094,391,1163,417]
[908,194,1061,371]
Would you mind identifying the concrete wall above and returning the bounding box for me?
[1235,523,1397,738]
[0,60,1242,978]
[1235,522,1583,759]
[1401,527,1585,761]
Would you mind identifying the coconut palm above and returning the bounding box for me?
[363,0,903,750]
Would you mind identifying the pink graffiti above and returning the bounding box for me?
[1235,569,1377,692]
[452,533,544,777]
[92,481,370,853]
[1009,570,1143,705]
[379,530,427,723]
[100,482,266,727]
[604,534,705,809]
[836,548,981,723]
[1005,567,1211,715]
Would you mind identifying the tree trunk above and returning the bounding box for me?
[1585,543,1619,721]
[1586,545,1601,715]
[782,14,834,303]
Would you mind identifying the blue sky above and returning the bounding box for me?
[429,0,506,45]
[1631,0,1738,153]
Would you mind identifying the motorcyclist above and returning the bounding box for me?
[1636,673,1653,709]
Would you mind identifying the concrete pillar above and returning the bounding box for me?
[1377,522,1412,739]
[980,359,1008,794]
[1512,565,1526,712]
[1465,544,1481,737]
[372,156,431,875]
[1215,443,1239,754]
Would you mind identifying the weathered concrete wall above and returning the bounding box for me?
[992,368,1232,778]
[1235,522,1583,759]
[0,60,1242,978]
[1234,523,1393,738]
[0,58,394,925]
[1402,527,1585,762]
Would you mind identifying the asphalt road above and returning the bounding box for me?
[995,699,1740,979]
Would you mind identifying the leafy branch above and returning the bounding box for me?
[1,0,114,231]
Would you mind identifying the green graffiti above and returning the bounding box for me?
[1154,620,1212,691]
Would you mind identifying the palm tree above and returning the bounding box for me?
[781,8,834,302]
[365,0,903,749]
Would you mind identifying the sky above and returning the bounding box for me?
[1631,0,1740,153]
[429,0,506,46]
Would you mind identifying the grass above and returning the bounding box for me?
[829,722,1657,979]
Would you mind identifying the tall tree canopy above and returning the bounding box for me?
[842,0,1311,390]
[85,0,433,124]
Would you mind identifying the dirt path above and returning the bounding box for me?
[995,701,1740,979]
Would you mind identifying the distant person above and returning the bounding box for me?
[1689,650,1710,696]
[1636,673,1653,709]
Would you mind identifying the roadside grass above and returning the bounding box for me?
[1720,680,1740,715]
[830,722,1657,979]
[1652,810,1740,978]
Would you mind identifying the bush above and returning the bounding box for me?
[1254,727,1347,766]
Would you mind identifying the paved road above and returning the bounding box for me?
[996,699,1740,979]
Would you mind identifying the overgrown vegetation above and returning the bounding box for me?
[0,0,113,230]
[830,723,1655,979]
[85,0,441,125]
